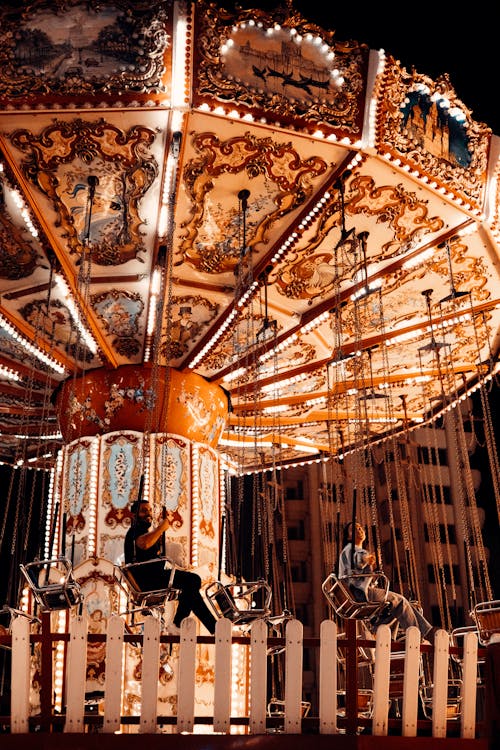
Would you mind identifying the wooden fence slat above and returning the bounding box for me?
[249,619,268,734]
[213,617,232,733]
[319,619,337,734]
[103,615,125,733]
[140,615,160,733]
[284,618,303,734]
[64,613,88,733]
[177,617,197,733]
[372,624,391,736]
[431,628,450,738]
[460,630,478,738]
[7,615,482,738]
[401,626,421,737]
[10,616,30,733]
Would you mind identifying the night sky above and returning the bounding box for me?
[221,1,499,134]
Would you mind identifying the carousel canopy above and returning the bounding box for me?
[0,0,499,473]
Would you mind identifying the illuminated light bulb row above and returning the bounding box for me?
[230,424,275,434]
[144,445,154,505]
[402,246,435,270]
[15,451,57,469]
[192,188,348,369]
[424,368,498,426]
[191,445,200,566]
[0,313,66,374]
[189,282,257,368]
[259,332,299,364]
[219,462,226,574]
[299,310,330,335]
[43,468,57,558]
[53,610,67,713]
[350,277,382,301]
[210,25,344,136]
[87,439,100,557]
[366,50,387,149]
[14,431,62,442]
[296,191,332,234]
[55,274,98,355]
[384,312,471,349]
[222,366,247,383]
[262,403,288,414]
[409,84,468,124]
[0,364,20,382]
[10,188,39,238]
[20,586,30,614]
[231,643,246,720]
[219,436,275,448]
[240,372,495,474]
[346,152,363,171]
[303,395,327,408]
[222,21,339,73]
[158,128,182,237]
[260,371,309,394]
[171,12,189,110]
[143,268,163,363]
[382,151,482,215]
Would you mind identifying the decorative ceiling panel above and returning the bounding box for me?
[0,0,497,473]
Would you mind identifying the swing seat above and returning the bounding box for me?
[322,572,390,621]
[471,599,500,645]
[420,679,463,721]
[267,697,311,718]
[20,557,83,612]
[205,579,272,626]
[115,557,181,613]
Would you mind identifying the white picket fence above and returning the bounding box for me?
[8,615,481,737]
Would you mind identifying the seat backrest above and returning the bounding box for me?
[322,573,385,620]
[472,600,500,645]
[205,580,272,624]
[116,558,180,609]
[119,564,143,596]
[20,557,83,612]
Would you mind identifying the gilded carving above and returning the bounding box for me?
[376,59,490,206]
[179,130,328,273]
[162,295,220,362]
[0,1,172,102]
[0,209,39,279]
[194,1,367,135]
[9,119,158,265]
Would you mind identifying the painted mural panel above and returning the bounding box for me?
[375,59,490,207]
[0,1,173,103]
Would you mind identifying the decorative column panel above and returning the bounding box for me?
[154,434,191,567]
[61,437,100,566]
[99,431,144,564]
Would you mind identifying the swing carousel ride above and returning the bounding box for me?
[0,0,499,735]
[0,0,498,475]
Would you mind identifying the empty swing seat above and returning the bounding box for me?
[322,572,390,621]
[115,557,181,613]
[205,579,272,626]
[20,557,83,612]
[471,599,500,645]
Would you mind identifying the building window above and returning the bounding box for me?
[288,520,305,540]
[418,446,448,465]
[424,523,456,543]
[285,480,303,499]
[291,561,308,582]
[427,563,460,584]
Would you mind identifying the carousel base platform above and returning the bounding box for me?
[0,734,492,750]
